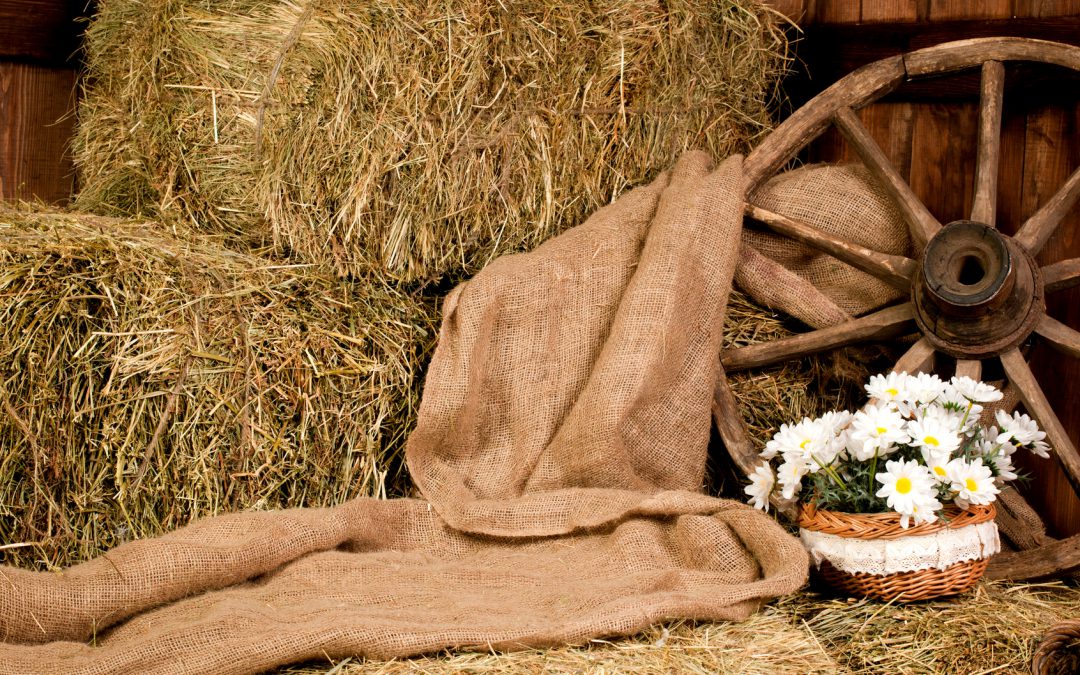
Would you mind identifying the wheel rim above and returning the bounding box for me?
[715,37,1080,580]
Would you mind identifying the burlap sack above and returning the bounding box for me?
[737,163,911,328]
[0,153,808,674]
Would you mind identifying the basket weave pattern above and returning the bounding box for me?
[799,503,997,602]
[1032,618,1080,675]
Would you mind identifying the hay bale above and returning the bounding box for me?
[0,206,435,569]
[74,0,789,285]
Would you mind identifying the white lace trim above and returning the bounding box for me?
[799,521,1000,576]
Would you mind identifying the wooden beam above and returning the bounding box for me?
[0,0,87,65]
[0,63,77,204]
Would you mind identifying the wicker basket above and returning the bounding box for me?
[1032,618,1080,675]
[798,503,998,602]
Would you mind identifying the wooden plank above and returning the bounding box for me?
[1014,0,1080,17]
[908,102,978,226]
[861,0,918,22]
[928,0,1012,20]
[994,99,1029,237]
[1017,102,1080,537]
[789,18,1080,106]
[745,56,907,189]
[0,62,76,204]
[834,105,941,249]
[816,0,861,24]
[0,0,86,64]
[805,104,915,194]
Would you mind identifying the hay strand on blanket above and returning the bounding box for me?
[74,0,790,285]
[0,205,435,570]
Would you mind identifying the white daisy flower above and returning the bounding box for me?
[995,410,1050,457]
[986,451,1019,486]
[808,412,851,467]
[777,458,810,501]
[920,445,953,483]
[865,371,911,406]
[909,372,948,404]
[906,412,961,457]
[935,388,984,431]
[744,462,775,512]
[949,376,1004,404]
[1030,438,1051,459]
[897,372,948,417]
[946,457,1000,507]
[875,458,942,528]
[763,417,823,463]
[817,410,854,436]
[847,404,910,461]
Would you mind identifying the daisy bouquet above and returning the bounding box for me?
[744,371,1050,528]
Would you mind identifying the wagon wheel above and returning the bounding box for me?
[714,37,1080,581]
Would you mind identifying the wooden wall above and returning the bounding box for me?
[770,0,1080,535]
[0,0,86,203]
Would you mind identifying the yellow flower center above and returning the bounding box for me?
[965,478,978,492]
[896,477,912,494]
[800,439,811,450]
[925,435,940,447]
[876,426,887,435]
[886,388,899,396]
[934,465,946,476]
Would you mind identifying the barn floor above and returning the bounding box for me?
[279,580,1080,674]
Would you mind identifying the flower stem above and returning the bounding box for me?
[812,455,848,490]
[869,450,879,496]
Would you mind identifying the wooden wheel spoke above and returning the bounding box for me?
[713,366,796,518]
[955,359,982,380]
[1035,314,1080,359]
[891,337,935,375]
[834,106,942,251]
[721,303,916,372]
[744,203,916,291]
[1014,165,1080,254]
[1043,257,1080,293]
[987,533,1080,580]
[1000,349,1080,496]
[970,61,1005,227]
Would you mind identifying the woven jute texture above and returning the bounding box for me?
[0,153,808,674]
[739,163,911,328]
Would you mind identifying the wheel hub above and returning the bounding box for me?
[913,220,1044,359]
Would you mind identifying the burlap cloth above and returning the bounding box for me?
[739,162,910,328]
[0,152,914,673]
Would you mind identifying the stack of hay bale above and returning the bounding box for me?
[1,0,792,568]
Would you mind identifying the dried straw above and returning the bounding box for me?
[277,581,1080,673]
[722,289,890,450]
[0,205,435,570]
[74,0,790,285]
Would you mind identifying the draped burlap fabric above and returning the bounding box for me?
[0,152,807,674]
[738,163,911,328]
